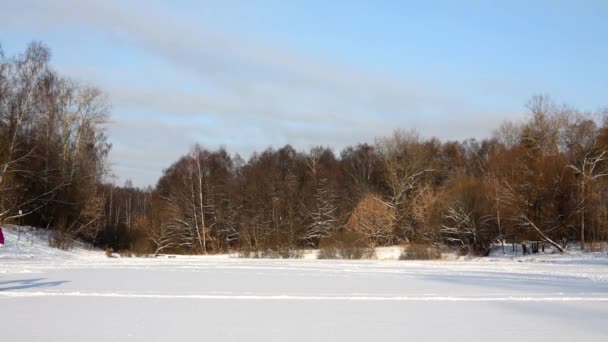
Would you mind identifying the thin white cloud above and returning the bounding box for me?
[0,0,508,187]
[1,0,471,114]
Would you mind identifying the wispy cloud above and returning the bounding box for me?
[1,0,507,186]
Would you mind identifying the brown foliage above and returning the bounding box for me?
[347,193,395,247]
[399,243,442,260]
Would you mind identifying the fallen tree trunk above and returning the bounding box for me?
[519,214,565,253]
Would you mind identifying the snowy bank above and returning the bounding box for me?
[0,225,102,261]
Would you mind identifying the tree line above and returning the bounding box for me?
[114,95,608,256]
[0,42,110,248]
[3,42,608,256]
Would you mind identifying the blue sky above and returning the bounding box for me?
[1,0,607,187]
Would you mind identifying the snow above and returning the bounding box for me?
[2,226,608,341]
[0,225,101,262]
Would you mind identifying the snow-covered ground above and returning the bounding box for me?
[0,225,101,262]
[2,226,608,341]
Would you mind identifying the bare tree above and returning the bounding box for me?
[0,42,52,222]
[375,130,435,241]
[301,178,337,246]
[133,197,177,257]
[341,144,380,195]
[440,202,485,252]
[568,151,608,250]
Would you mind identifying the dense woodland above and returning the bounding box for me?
[3,42,608,257]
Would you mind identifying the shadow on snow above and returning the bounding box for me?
[0,278,70,291]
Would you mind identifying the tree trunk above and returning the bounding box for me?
[521,215,565,253]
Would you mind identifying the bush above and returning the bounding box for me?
[105,248,114,258]
[400,244,442,260]
[285,249,304,259]
[588,242,607,253]
[132,237,152,256]
[237,250,250,258]
[49,230,75,250]
[318,232,374,260]
[119,250,132,258]
[452,243,491,256]
[259,249,281,259]
[347,193,395,247]
[317,245,339,259]
[237,247,303,259]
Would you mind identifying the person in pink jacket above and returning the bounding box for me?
[0,225,4,248]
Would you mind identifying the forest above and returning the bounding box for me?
[3,42,608,257]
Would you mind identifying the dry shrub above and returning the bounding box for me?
[347,193,395,247]
[237,249,256,258]
[132,237,152,256]
[259,249,282,259]
[317,245,339,259]
[318,232,373,259]
[284,249,304,259]
[400,243,442,260]
[105,248,114,258]
[238,247,303,259]
[588,242,608,253]
[49,230,75,250]
[411,187,442,239]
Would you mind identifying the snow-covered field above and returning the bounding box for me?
[2,227,608,341]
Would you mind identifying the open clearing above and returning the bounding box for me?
[2,250,608,341]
